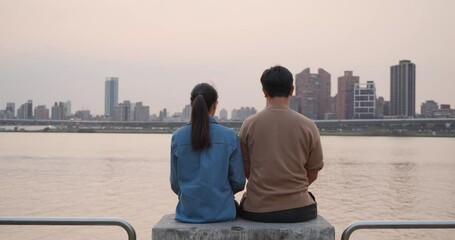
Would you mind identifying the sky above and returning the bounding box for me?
[1,0,454,116]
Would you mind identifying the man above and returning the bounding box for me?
[238,65,324,223]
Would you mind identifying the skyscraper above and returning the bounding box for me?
[336,71,359,119]
[115,100,131,121]
[63,100,71,117]
[390,60,416,117]
[17,100,33,119]
[5,102,15,119]
[294,68,331,120]
[105,77,119,117]
[134,102,150,121]
[51,102,65,120]
[353,81,376,119]
[34,105,49,120]
[219,108,228,121]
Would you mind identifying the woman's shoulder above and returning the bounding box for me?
[211,123,238,138]
[172,124,191,141]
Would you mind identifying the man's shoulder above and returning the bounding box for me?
[248,107,311,121]
[240,107,317,130]
[289,109,316,124]
[239,110,265,132]
[267,108,319,131]
[291,112,319,132]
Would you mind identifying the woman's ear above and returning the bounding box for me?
[209,101,218,116]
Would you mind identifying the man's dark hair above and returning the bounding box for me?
[260,65,294,97]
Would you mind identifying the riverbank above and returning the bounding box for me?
[319,130,455,137]
[2,127,455,137]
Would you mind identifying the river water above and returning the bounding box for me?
[0,133,454,240]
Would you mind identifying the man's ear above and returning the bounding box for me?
[262,88,269,98]
[290,86,295,96]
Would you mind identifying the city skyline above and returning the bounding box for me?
[1,1,454,115]
[3,58,453,120]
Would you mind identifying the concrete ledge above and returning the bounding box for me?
[152,214,335,240]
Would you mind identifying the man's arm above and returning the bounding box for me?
[307,169,319,186]
[239,122,251,179]
[240,141,250,179]
[305,125,323,186]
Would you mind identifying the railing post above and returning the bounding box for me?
[341,220,455,240]
[0,217,136,240]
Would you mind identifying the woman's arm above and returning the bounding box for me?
[229,137,246,193]
[170,142,180,195]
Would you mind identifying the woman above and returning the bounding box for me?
[170,83,245,223]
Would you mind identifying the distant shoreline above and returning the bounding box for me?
[318,131,455,138]
[1,128,454,138]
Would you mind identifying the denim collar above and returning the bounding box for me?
[185,116,218,125]
[210,116,219,124]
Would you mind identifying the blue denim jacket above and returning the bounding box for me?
[170,117,245,223]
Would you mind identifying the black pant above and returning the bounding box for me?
[238,192,317,223]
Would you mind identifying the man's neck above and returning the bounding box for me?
[267,96,290,107]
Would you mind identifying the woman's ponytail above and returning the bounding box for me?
[190,83,218,150]
[191,95,210,150]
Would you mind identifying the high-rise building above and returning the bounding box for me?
[159,108,167,121]
[115,100,131,121]
[376,96,386,118]
[231,107,257,121]
[105,77,119,118]
[289,96,299,112]
[34,105,49,120]
[134,102,150,121]
[5,102,15,119]
[326,96,337,120]
[295,68,331,120]
[17,100,33,119]
[0,110,5,119]
[181,104,191,121]
[219,108,228,121]
[336,71,359,119]
[63,101,71,117]
[51,102,65,120]
[383,101,391,117]
[390,60,416,117]
[74,110,92,120]
[421,100,439,118]
[353,81,376,119]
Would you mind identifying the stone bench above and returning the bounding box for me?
[152,214,335,240]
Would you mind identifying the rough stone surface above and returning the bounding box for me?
[152,214,335,240]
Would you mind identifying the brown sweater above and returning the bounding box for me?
[239,105,324,212]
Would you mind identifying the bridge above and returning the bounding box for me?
[1,118,454,136]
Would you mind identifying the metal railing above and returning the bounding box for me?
[0,217,136,240]
[341,220,455,240]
